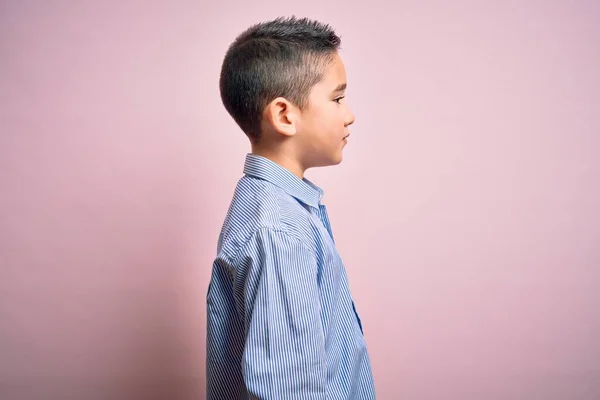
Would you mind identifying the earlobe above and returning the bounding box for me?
[265,97,297,138]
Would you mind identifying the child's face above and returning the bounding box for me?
[297,52,355,167]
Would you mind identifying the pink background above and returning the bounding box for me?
[1,1,599,399]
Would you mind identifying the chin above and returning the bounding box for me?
[312,152,344,168]
[330,154,343,165]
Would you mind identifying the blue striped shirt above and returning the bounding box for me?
[206,153,376,399]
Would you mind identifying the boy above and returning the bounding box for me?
[206,16,376,399]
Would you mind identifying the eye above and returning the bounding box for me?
[334,96,345,104]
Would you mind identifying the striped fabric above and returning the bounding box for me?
[206,153,376,399]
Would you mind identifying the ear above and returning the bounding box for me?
[262,97,299,138]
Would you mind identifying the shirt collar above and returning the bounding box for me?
[243,153,324,208]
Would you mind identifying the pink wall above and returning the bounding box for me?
[1,1,599,399]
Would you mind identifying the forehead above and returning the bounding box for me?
[320,53,346,85]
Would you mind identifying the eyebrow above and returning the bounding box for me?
[332,83,347,93]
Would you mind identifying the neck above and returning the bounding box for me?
[251,145,306,179]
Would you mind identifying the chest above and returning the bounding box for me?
[307,207,364,336]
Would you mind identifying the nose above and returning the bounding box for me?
[345,107,355,127]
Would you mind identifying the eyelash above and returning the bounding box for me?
[334,96,345,104]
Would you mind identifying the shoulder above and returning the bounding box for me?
[217,176,316,262]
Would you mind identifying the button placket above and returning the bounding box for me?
[317,204,335,243]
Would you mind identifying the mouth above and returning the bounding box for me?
[343,133,350,140]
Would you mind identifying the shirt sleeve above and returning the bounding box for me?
[238,228,326,399]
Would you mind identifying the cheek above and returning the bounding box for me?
[304,103,344,140]
[322,106,344,127]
